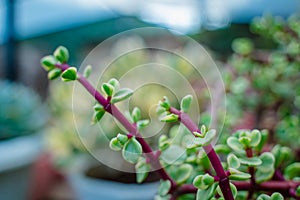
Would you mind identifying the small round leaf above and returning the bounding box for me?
[122,137,142,164]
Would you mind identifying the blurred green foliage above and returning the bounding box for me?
[0,80,47,140]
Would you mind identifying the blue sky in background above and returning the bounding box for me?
[0,0,300,44]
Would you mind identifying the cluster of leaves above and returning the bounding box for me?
[41,43,300,200]
[223,14,300,149]
[0,80,47,139]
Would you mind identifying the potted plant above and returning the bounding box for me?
[0,80,48,199]
[41,15,300,200]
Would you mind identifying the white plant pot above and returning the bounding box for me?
[68,156,160,200]
[0,134,43,200]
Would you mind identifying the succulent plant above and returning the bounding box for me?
[0,80,48,140]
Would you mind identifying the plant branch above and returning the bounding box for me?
[169,107,234,200]
[245,148,255,199]
[56,64,177,189]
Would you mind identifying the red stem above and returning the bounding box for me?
[169,107,234,200]
[56,64,177,188]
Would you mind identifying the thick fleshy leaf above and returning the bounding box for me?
[258,152,275,172]
[284,162,300,180]
[109,137,122,151]
[174,164,193,184]
[271,145,292,168]
[102,83,115,97]
[249,129,262,147]
[160,114,178,122]
[232,38,254,55]
[255,153,275,183]
[227,136,244,152]
[238,136,251,148]
[132,107,141,122]
[122,137,142,164]
[229,168,251,181]
[227,154,240,169]
[91,109,105,124]
[159,96,170,109]
[256,129,268,152]
[193,173,214,190]
[160,145,186,165]
[158,180,171,196]
[83,65,92,78]
[48,68,62,80]
[202,129,216,146]
[159,135,170,151]
[239,157,262,166]
[196,183,218,200]
[180,95,193,113]
[117,133,128,145]
[111,88,133,103]
[136,119,150,130]
[257,193,284,200]
[41,55,57,71]
[54,46,69,63]
[108,78,120,91]
[135,157,150,183]
[61,67,78,81]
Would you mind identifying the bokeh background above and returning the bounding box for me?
[0,0,300,199]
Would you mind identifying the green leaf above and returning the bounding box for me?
[255,153,275,183]
[83,65,92,78]
[160,145,186,165]
[132,107,141,122]
[61,67,77,81]
[158,135,170,151]
[91,109,105,124]
[54,46,69,63]
[270,192,284,200]
[93,103,104,111]
[200,125,207,135]
[117,133,128,145]
[159,96,170,110]
[109,137,122,151]
[257,193,284,200]
[229,168,251,181]
[249,129,262,147]
[239,157,262,166]
[158,180,171,196]
[160,114,178,122]
[227,137,244,152]
[258,152,275,172]
[41,55,57,71]
[193,173,214,190]
[180,95,193,113]
[174,164,193,184]
[196,183,218,200]
[256,129,268,152]
[296,185,300,196]
[111,88,133,103]
[284,162,300,180]
[202,129,216,146]
[227,154,240,169]
[122,137,142,164]
[48,68,62,80]
[232,38,254,55]
[108,78,120,91]
[238,136,251,148]
[101,83,115,97]
[257,194,271,200]
[136,119,150,130]
[135,157,150,183]
[271,145,292,168]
